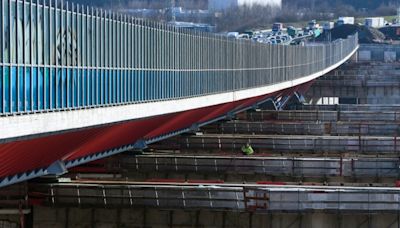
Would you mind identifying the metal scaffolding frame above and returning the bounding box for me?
[114,154,400,179]
[31,182,400,213]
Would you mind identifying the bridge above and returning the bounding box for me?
[0,0,358,188]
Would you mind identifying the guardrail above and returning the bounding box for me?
[204,121,400,136]
[33,182,400,212]
[243,110,400,122]
[158,134,400,155]
[288,104,400,112]
[0,0,358,115]
[116,155,400,178]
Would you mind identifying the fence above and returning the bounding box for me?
[35,183,400,212]
[0,0,358,115]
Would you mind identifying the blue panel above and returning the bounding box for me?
[158,72,161,100]
[62,69,67,108]
[167,71,170,99]
[146,71,153,100]
[119,70,123,103]
[38,68,44,110]
[67,69,72,108]
[72,69,77,107]
[96,70,100,105]
[171,71,174,98]
[134,70,138,102]
[113,70,116,104]
[151,71,154,100]
[4,67,10,113]
[114,70,117,104]
[126,70,129,102]
[18,67,24,112]
[97,70,101,105]
[86,69,91,107]
[40,67,51,109]
[141,71,145,102]
[102,70,105,105]
[82,69,87,107]
[152,71,156,100]
[77,69,81,107]
[121,70,124,103]
[128,70,132,102]
[88,70,96,106]
[141,71,146,101]
[40,67,48,109]
[56,69,62,109]
[117,70,120,103]
[91,69,95,106]
[122,70,126,103]
[155,71,159,100]
[50,68,55,110]
[32,67,38,111]
[133,70,138,102]
[104,70,108,105]
[91,70,95,106]
[89,69,93,106]
[11,67,17,113]
[172,71,175,98]
[25,68,31,112]
[0,67,2,113]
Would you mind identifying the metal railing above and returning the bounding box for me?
[0,0,358,115]
[118,154,400,178]
[158,134,400,154]
[34,182,400,212]
[205,121,400,136]
[244,110,400,122]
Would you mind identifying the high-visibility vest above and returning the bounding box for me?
[241,145,254,155]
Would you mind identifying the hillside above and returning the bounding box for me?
[69,0,207,9]
[283,0,396,10]
[69,0,396,11]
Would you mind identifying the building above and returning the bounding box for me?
[365,17,385,28]
[168,21,216,32]
[208,0,282,11]
[337,17,355,26]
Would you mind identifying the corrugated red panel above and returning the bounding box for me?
[0,125,108,178]
[64,113,174,161]
[0,83,311,180]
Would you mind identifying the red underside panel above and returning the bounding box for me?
[0,82,312,179]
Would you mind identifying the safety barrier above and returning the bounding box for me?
[0,0,358,115]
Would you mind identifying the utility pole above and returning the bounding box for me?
[397,7,400,24]
[171,0,176,22]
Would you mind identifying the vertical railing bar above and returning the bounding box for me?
[29,0,33,112]
[54,0,58,109]
[16,0,19,113]
[60,0,64,108]
[47,0,50,110]
[22,0,26,112]
[1,0,5,113]
[85,5,88,106]
[71,2,74,108]
[65,1,69,108]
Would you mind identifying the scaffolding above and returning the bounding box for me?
[32,182,400,213]
[115,154,400,179]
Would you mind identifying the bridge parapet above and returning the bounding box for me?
[0,0,358,117]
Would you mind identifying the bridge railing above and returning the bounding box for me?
[0,0,358,116]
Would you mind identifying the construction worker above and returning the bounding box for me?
[241,143,254,155]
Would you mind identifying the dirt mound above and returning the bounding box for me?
[318,24,385,43]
